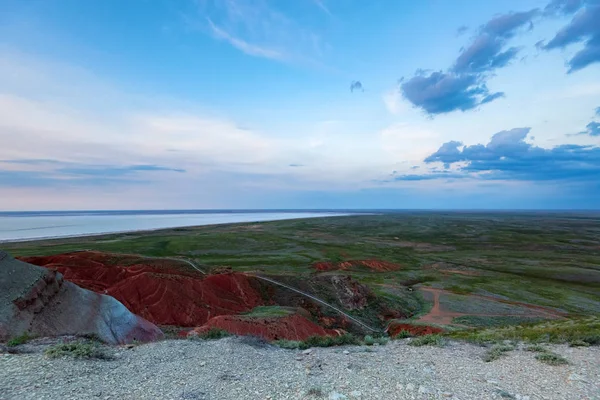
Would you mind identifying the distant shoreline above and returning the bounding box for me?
[0,212,355,244]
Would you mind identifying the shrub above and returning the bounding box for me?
[525,344,547,352]
[393,330,412,339]
[569,339,590,347]
[298,333,361,350]
[483,344,514,362]
[408,334,444,347]
[363,335,375,346]
[535,352,568,366]
[7,333,33,347]
[194,328,230,340]
[45,341,111,360]
[374,336,389,346]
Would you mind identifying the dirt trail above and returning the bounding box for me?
[248,274,381,333]
[418,288,465,325]
[417,287,567,325]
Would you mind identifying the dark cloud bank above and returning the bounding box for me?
[394,127,600,183]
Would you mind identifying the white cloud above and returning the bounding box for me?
[206,18,285,61]
[194,0,326,64]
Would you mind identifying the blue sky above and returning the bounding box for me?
[0,0,599,210]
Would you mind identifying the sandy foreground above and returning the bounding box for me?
[1,337,599,400]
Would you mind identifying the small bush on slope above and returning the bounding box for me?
[45,341,111,360]
[483,344,515,362]
[535,352,568,366]
[525,344,547,352]
[408,334,445,347]
[392,330,412,339]
[299,333,361,349]
[274,333,366,349]
[192,328,230,340]
[7,333,34,347]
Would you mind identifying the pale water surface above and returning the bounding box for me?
[0,211,349,242]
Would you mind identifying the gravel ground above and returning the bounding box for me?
[1,337,599,400]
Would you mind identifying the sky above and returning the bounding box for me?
[0,0,599,210]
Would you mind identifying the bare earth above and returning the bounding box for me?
[1,337,599,400]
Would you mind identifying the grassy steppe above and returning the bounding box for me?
[4,212,600,334]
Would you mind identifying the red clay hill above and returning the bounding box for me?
[19,251,349,341]
[313,259,402,272]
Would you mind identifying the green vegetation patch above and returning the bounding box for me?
[191,328,230,340]
[452,315,545,328]
[408,334,445,347]
[274,333,362,349]
[525,344,548,352]
[45,341,111,360]
[7,333,34,347]
[450,317,600,345]
[483,344,515,362]
[243,306,295,318]
[535,352,568,366]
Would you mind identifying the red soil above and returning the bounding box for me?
[189,314,342,341]
[417,287,567,326]
[106,272,263,326]
[20,252,264,327]
[386,322,443,337]
[313,259,402,272]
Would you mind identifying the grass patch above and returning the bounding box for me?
[7,333,34,347]
[363,335,388,346]
[243,306,294,318]
[483,344,515,362]
[447,285,473,295]
[452,315,545,328]
[408,334,445,347]
[450,317,600,345]
[535,352,568,366]
[525,344,547,352]
[275,334,361,350]
[569,339,590,347]
[45,341,111,360]
[192,328,230,340]
[299,333,361,349]
[392,330,412,339]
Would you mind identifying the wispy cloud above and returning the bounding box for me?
[206,18,285,61]
[313,0,332,16]
[194,0,326,65]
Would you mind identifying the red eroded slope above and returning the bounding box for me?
[314,259,402,272]
[107,272,263,326]
[189,313,342,341]
[386,322,443,337]
[20,252,265,327]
